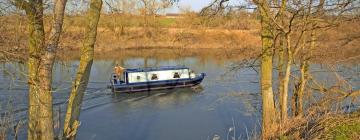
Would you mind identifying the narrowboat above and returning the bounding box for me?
[109,66,206,93]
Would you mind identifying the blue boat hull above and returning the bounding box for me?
[110,73,205,93]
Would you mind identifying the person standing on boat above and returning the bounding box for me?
[114,64,125,78]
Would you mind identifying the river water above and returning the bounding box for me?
[1,49,359,140]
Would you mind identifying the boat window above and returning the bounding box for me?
[151,74,158,80]
[136,76,141,80]
[173,72,180,78]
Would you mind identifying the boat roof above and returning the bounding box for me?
[125,66,189,73]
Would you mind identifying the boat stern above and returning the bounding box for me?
[201,73,206,77]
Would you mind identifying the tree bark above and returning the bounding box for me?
[14,0,68,139]
[37,0,67,139]
[277,0,287,122]
[293,58,308,116]
[13,1,51,139]
[292,0,324,117]
[278,36,285,117]
[26,3,48,139]
[280,34,292,120]
[62,0,102,139]
[253,0,276,139]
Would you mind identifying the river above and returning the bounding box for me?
[0,49,359,140]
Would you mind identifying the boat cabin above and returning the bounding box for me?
[112,66,196,85]
[110,66,205,93]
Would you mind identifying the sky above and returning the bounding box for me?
[166,0,247,13]
[167,0,217,13]
[0,0,246,15]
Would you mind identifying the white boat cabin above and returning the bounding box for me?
[125,67,196,84]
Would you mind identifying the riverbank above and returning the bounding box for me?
[1,15,360,63]
[1,14,359,51]
[277,110,360,139]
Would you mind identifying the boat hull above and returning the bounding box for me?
[110,73,205,93]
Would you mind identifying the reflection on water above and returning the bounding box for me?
[107,88,201,110]
[1,49,359,140]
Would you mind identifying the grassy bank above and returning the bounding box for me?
[61,26,261,51]
[1,14,359,62]
[277,110,360,139]
[0,13,260,50]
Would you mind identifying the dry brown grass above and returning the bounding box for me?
[273,110,360,140]
[57,26,261,51]
[0,15,262,52]
[311,19,360,63]
[1,15,360,63]
[56,48,260,64]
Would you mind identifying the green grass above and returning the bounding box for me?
[279,135,290,140]
[329,122,360,140]
[157,18,177,27]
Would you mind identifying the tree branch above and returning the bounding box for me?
[12,0,30,11]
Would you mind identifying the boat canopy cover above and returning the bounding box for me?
[124,66,191,83]
[125,66,188,73]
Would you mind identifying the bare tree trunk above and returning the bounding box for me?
[293,33,310,116]
[292,0,324,117]
[253,0,276,138]
[278,36,285,117]
[277,0,288,122]
[12,0,68,139]
[293,30,314,116]
[293,58,307,116]
[37,0,67,139]
[13,1,49,139]
[26,6,48,140]
[62,0,102,139]
[260,22,276,140]
[280,35,292,121]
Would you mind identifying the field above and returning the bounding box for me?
[1,14,359,63]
